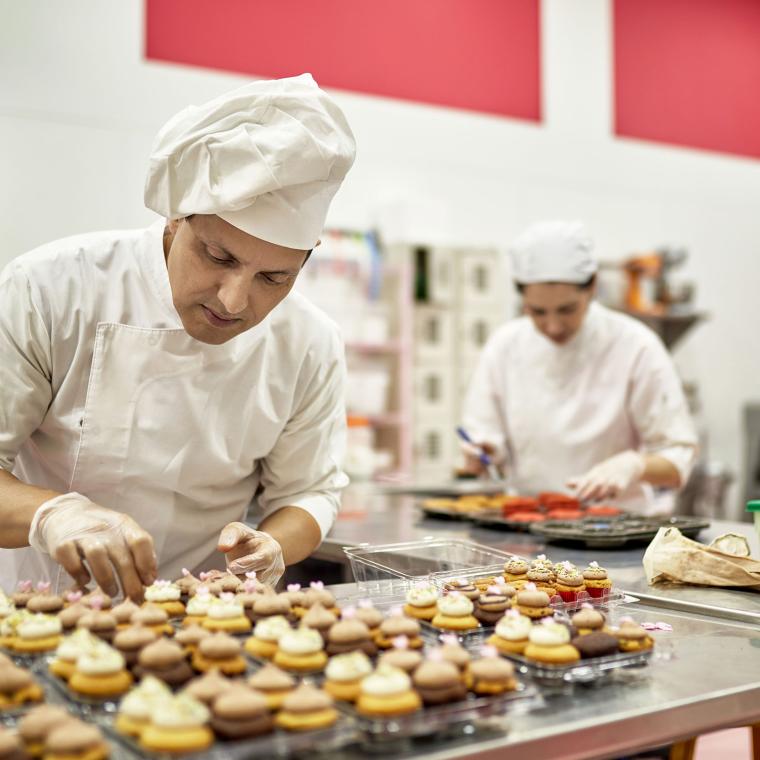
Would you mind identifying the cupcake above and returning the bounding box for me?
[234,582,260,624]
[13,613,62,654]
[466,647,518,695]
[355,664,421,718]
[515,584,553,619]
[218,574,243,594]
[554,563,586,603]
[571,604,606,635]
[530,554,555,573]
[0,663,44,708]
[431,635,471,674]
[583,562,613,598]
[376,609,424,650]
[301,602,336,644]
[525,568,556,598]
[273,628,327,673]
[183,669,234,708]
[174,624,211,656]
[274,683,338,731]
[523,620,581,665]
[197,570,226,596]
[613,619,654,652]
[81,590,112,610]
[45,720,109,760]
[115,675,173,737]
[57,597,88,632]
[203,594,251,634]
[503,557,530,586]
[0,726,25,760]
[143,581,185,618]
[325,612,377,657]
[182,587,213,627]
[323,651,373,702]
[250,592,292,624]
[0,610,30,649]
[10,581,35,609]
[112,625,158,669]
[130,605,174,637]
[192,633,247,676]
[134,639,194,688]
[244,615,291,660]
[76,603,117,644]
[354,600,383,641]
[302,582,339,617]
[442,579,481,602]
[68,642,133,697]
[571,631,620,659]
[26,584,64,616]
[412,655,466,705]
[247,664,296,711]
[474,586,515,626]
[377,636,424,675]
[17,704,70,757]
[0,593,15,623]
[111,599,140,630]
[175,569,202,603]
[140,693,213,754]
[487,610,533,655]
[402,583,439,621]
[48,629,101,681]
[283,584,308,619]
[431,592,480,631]
[211,686,273,739]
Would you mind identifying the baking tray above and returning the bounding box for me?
[529,516,711,548]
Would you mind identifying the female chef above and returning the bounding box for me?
[461,220,697,513]
[0,74,355,599]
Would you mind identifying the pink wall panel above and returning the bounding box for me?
[145,0,541,121]
[614,0,760,160]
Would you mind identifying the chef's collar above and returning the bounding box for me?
[530,299,601,353]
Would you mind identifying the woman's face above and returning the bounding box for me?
[520,282,594,345]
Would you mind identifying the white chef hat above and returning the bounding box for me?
[144,73,356,250]
[509,220,597,284]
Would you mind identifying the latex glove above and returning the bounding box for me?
[461,442,501,478]
[217,521,285,586]
[28,492,157,601]
[566,451,646,502]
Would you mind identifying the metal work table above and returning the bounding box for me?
[304,485,760,759]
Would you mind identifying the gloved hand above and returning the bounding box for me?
[566,451,646,502]
[461,442,502,478]
[28,492,157,601]
[217,522,286,586]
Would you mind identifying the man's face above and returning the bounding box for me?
[164,215,309,345]
[520,282,594,345]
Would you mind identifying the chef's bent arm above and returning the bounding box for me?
[256,334,348,562]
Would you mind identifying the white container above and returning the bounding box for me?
[414,306,454,360]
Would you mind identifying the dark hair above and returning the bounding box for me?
[515,273,596,294]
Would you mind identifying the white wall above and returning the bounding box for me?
[2,0,759,516]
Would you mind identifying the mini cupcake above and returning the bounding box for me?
[355,664,421,718]
[57,595,88,632]
[202,593,251,634]
[112,625,158,669]
[515,584,553,619]
[274,683,338,731]
[0,726,25,760]
[283,583,308,618]
[69,642,133,697]
[354,600,383,641]
[217,573,243,594]
[143,580,185,618]
[583,562,613,598]
[174,624,211,656]
[111,598,140,630]
[115,675,173,737]
[250,592,292,623]
[11,581,35,608]
[131,605,174,637]
[175,568,202,603]
[325,610,377,657]
[301,602,336,643]
[613,619,654,652]
[323,651,373,702]
[472,576,498,593]
[81,590,112,610]
[571,604,607,635]
[134,639,194,688]
[503,557,530,587]
[183,669,234,707]
[25,583,64,616]
[376,609,424,650]
[431,592,480,631]
[45,720,109,760]
[523,620,581,665]
[0,663,44,708]
[247,664,296,711]
[0,610,30,650]
[192,632,246,675]
[76,600,117,644]
[554,563,587,603]
[182,587,213,627]
[273,627,327,673]
[431,634,471,675]
[412,655,466,705]
[0,592,14,622]
[211,686,273,739]
[244,615,291,660]
[197,571,225,596]
[487,609,533,655]
[530,554,555,573]
[466,646,518,695]
[571,631,620,659]
[474,585,515,626]
[140,693,213,754]
[48,629,101,681]
[525,568,556,598]
[234,581,261,624]
[442,579,481,602]
[377,636,423,675]
[17,704,70,757]
[13,613,62,653]
[302,582,339,617]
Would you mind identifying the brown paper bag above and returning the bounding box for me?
[642,527,760,590]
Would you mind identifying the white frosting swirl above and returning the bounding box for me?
[144,583,181,603]
[495,614,533,641]
[360,665,411,696]
[152,694,209,728]
[185,595,213,616]
[17,613,62,639]
[277,627,323,655]
[76,643,126,675]
[0,610,30,635]
[405,585,438,607]
[206,598,244,620]
[436,594,474,616]
[253,615,292,642]
[119,676,172,719]
[528,623,570,647]
[0,593,13,619]
[55,629,100,661]
[325,651,373,682]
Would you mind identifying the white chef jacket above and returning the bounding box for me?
[0,221,348,591]
[461,302,697,514]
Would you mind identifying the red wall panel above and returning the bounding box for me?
[145,0,541,121]
[614,0,760,160]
